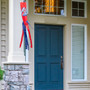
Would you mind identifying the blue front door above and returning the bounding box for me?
[35,24,63,90]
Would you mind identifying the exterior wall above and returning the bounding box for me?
[3,64,30,90]
[0,0,8,89]
[0,0,90,90]
[28,0,90,90]
[0,0,8,64]
[0,0,1,89]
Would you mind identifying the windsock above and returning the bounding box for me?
[19,2,32,49]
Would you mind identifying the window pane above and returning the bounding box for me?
[43,0,46,6]
[50,0,57,7]
[35,0,42,6]
[50,7,57,14]
[72,9,78,16]
[72,26,84,80]
[72,1,78,8]
[79,10,84,17]
[58,0,64,7]
[57,8,64,15]
[43,0,49,6]
[43,6,49,14]
[35,6,42,13]
[79,2,84,9]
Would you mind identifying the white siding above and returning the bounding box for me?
[0,0,8,64]
[0,0,8,89]
[0,0,1,66]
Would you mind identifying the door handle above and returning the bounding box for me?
[61,56,63,69]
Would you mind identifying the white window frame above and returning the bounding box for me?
[71,0,87,18]
[71,24,87,81]
[34,0,67,16]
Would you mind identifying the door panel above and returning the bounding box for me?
[50,29,59,56]
[37,29,46,56]
[35,24,63,90]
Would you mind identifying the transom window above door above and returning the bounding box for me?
[34,0,65,16]
[72,1,87,17]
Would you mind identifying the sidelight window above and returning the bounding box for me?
[72,24,87,81]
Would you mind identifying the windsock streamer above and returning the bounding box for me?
[19,2,32,49]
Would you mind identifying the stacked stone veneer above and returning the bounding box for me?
[3,64,30,90]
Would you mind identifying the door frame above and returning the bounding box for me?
[34,23,65,90]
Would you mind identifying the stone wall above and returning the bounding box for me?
[3,64,30,90]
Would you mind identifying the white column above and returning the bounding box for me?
[8,0,25,62]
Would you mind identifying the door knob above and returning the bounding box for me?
[61,56,63,69]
